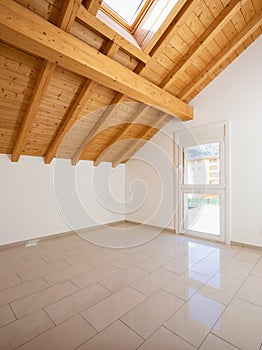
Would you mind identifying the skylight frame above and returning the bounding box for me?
[101,0,154,33]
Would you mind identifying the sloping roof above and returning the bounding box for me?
[0,0,261,166]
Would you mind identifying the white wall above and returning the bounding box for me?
[125,36,262,247]
[0,155,125,245]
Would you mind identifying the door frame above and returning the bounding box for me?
[174,120,231,243]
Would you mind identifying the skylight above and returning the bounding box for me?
[102,0,149,26]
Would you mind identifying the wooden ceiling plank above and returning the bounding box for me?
[71,93,129,165]
[94,105,150,166]
[11,60,56,162]
[112,114,168,167]
[146,0,195,56]
[159,0,244,89]
[178,8,262,100]
[11,0,82,162]
[84,0,102,16]
[0,0,193,121]
[44,40,120,164]
[77,5,150,64]
[44,79,97,164]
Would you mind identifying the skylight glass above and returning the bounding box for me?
[102,0,148,25]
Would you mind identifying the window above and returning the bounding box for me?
[100,0,179,41]
[174,121,230,243]
[101,0,152,32]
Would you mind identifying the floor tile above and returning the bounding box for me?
[81,287,145,331]
[100,266,148,292]
[131,268,176,296]
[17,315,96,350]
[87,251,126,268]
[136,254,173,272]
[0,273,21,291]
[163,271,208,300]
[11,280,78,318]
[21,245,64,262]
[165,293,225,347]
[137,327,196,350]
[163,255,200,275]
[189,244,216,260]
[43,262,94,285]
[0,304,16,327]
[43,247,86,263]
[0,309,54,350]
[45,283,110,324]
[111,253,149,270]
[199,333,239,350]
[163,244,192,258]
[71,264,119,289]
[251,260,262,278]
[237,275,262,306]
[121,290,184,339]
[221,258,255,279]
[199,272,243,304]
[63,249,105,266]
[0,278,49,307]
[18,261,69,282]
[213,297,262,350]
[190,257,222,277]
[77,320,143,350]
[0,258,47,280]
[234,249,261,263]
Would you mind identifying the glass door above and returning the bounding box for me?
[175,123,228,242]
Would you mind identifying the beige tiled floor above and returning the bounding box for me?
[0,222,261,350]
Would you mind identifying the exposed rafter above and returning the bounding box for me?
[84,0,102,16]
[0,0,193,121]
[94,105,150,166]
[58,0,82,32]
[45,79,96,164]
[45,41,120,164]
[178,9,262,100]
[11,61,55,162]
[71,94,129,165]
[159,0,245,89]
[11,0,82,162]
[112,114,168,167]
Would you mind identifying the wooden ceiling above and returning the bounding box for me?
[0,0,261,166]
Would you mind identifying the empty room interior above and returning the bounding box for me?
[0,0,262,349]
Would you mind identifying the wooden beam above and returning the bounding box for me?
[84,0,102,16]
[77,5,150,64]
[71,94,130,165]
[45,80,97,164]
[159,0,245,89]
[112,114,168,167]
[0,0,193,121]
[12,60,56,162]
[58,0,82,31]
[178,9,262,100]
[94,105,150,166]
[11,0,81,162]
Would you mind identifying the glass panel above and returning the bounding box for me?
[183,142,220,185]
[183,193,220,236]
[103,0,147,24]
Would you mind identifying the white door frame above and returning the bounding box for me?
[174,120,231,243]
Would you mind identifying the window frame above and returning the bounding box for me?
[100,0,154,33]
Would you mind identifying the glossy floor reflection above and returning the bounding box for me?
[0,222,261,349]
